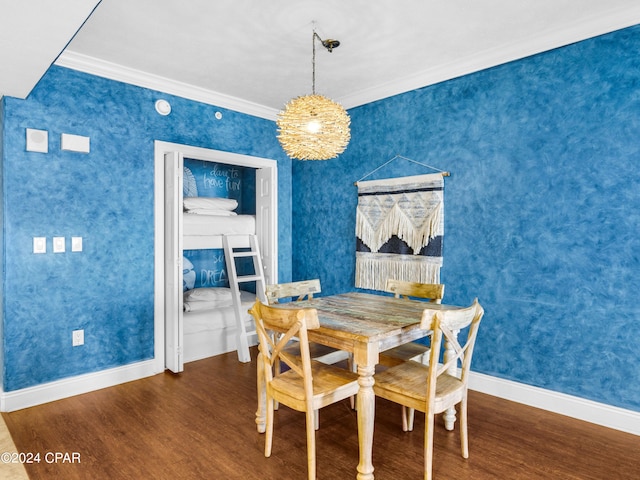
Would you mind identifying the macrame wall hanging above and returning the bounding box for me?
[354,156,449,291]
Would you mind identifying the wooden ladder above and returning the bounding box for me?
[222,234,267,363]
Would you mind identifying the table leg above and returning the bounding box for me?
[356,362,375,480]
[255,351,266,433]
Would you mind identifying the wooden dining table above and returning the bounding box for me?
[254,292,464,480]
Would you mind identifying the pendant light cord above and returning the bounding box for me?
[311,30,339,95]
[312,31,319,94]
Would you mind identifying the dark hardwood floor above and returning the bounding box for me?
[3,349,639,479]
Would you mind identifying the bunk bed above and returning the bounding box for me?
[162,147,277,373]
[181,196,258,363]
[182,196,256,250]
[182,284,256,363]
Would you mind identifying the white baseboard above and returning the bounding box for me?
[0,360,158,412]
[2,361,638,437]
[469,371,640,436]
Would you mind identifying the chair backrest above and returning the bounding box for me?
[265,279,321,304]
[421,299,484,405]
[384,279,445,304]
[249,299,320,402]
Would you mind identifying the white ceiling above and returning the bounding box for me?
[0,0,101,99]
[3,0,640,119]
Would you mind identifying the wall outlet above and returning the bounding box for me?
[72,329,84,346]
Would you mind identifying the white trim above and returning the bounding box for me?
[338,8,640,109]
[2,360,638,436]
[469,371,640,436]
[55,51,279,121]
[0,360,157,412]
[56,10,640,114]
[153,141,278,374]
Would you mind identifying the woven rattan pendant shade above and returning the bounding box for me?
[277,31,351,160]
[277,94,351,160]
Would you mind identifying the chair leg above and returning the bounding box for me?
[265,397,274,457]
[460,397,469,459]
[314,409,319,431]
[402,406,416,432]
[424,412,435,480]
[305,409,317,480]
[273,359,280,410]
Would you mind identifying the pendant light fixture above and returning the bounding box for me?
[277,30,351,160]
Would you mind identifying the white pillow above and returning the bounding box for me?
[183,197,238,212]
[184,287,233,303]
[184,298,232,312]
[185,209,238,216]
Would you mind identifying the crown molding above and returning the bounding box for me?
[55,51,279,120]
[338,8,640,109]
[56,9,640,117]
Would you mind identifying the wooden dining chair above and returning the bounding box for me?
[266,279,351,364]
[379,279,445,430]
[380,279,445,367]
[266,279,354,420]
[265,278,321,304]
[249,299,359,480]
[373,299,484,480]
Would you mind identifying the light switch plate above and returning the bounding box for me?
[33,237,46,254]
[53,236,65,253]
[72,236,83,252]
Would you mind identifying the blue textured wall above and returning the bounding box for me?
[293,26,640,411]
[1,66,291,391]
[0,99,5,389]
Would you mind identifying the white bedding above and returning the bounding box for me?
[183,289,257,363]
[183,213,255,237]
[183,289,256,334]
[183,196,238,212]
[184,287,233,312]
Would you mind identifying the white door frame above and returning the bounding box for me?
[153,141,278,373]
